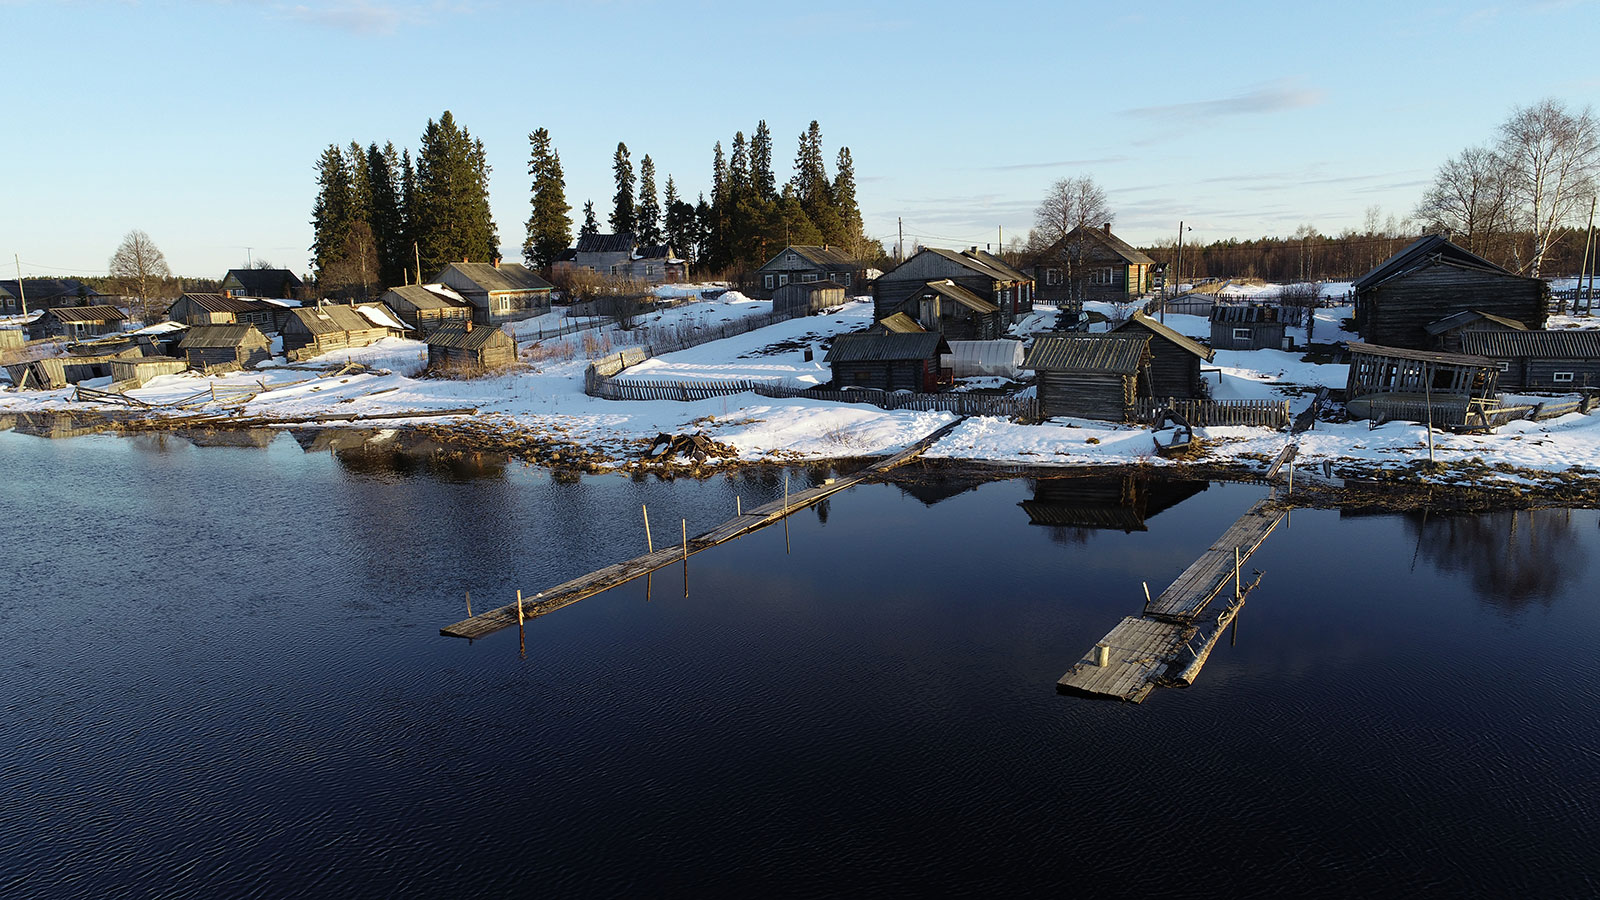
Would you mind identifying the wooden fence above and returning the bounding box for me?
[1132,397,1291,428]
[585,367,1038,419]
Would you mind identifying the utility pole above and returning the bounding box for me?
[897,217,904,263]
[414,242,422,286]
[13,255,26,318]
[1581,196,1596,316]
[997,226,1002,255]
[1174,221,1185,301]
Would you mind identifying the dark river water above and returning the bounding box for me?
[2,422,1597,898]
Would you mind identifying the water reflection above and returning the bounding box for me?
[293,428,512,481]
[1022,475,1210,542]
[7,410,116,439]
[1400,509,1588,610]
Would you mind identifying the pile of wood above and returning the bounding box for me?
[644,431,734,463]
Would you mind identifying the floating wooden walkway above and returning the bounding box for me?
[1057,498,1283,702]
[438,419,966,640]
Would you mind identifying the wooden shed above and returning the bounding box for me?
[0,328,23,353]
[378,284,473,335]
[1424,310,1527,354]
[1023,334,1152,421]
[908,279,1003,340]
[1353,234,1547,349]
[1210,305,1287,351]
[874,312,926,334]
[110,356,189,388]
[1113,311,1213,398]
[177,325,272,372]
[1457,330,1600,392]
[1344,341,1500,425]
[825,332,953,392]
[166,293,285,333]
[281,304,392,362]
[26,305,126,341]
[773,280,846,317]
[425,322,517,374]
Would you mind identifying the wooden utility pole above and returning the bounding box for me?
[1581,196,1597,316]
[14,255,27,318]
[897,217,904,263]
[414,242,422,286]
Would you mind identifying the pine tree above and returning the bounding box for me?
[833,146,865,251]
[415,111,498,275]
[311,144,355,279]
[610,142,635,235]
[751,120,776,202]
[522,127,572,269]
[637,154,661,244]
[347,141,372,224]
[580,200,599,239]
[707,142,728,270]
[791,120,832,222]
[663,176,695,261]
[367,142,405,287]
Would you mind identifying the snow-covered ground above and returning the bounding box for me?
[610,300,872,388]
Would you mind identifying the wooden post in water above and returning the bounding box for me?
[466,590,471,617]
[1288,463,1294,494]
[516,589,524,625]
[1234,547,1241,600]
[642,504,654,553]
[1142,581,1152,612]
[736,495,741,517]
[784,474,790,514]
[681,519,687,561]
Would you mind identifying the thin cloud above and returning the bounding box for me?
[1124,82,1324,121]
[986,156,1131,172]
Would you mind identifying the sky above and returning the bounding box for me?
[3,0,1598,280]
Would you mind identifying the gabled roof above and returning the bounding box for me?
[877,312,927,333]
[1210,305,1282,324]
[825,331,949,363]
[425,322,513,351]
[1115,311,1214,361]
[437,262,553,293]
[0,279,101,302]
[287,304,388,336]
[353,303,409,331]
[1423,309,1529,335]
[575,232,635,254]
[1344,340,1498,368]
[173,292,276,314]
[382,284,471,311]
[45,305,126,323]
[918,279,1001,314]
[911,247,1031,284]
[1023,334,1150,374]
[760,244,857,271]
[1033,226,1156,267]
[222,268,303,296]
[1457,329,1600,358]
[178,324,267,348]
[1351,234,1517,291]
[634,243,673,260]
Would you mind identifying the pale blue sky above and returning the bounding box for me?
[4,0,1597,279]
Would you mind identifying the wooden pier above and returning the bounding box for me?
[1142,499,1283,622]
[439,419,965,640]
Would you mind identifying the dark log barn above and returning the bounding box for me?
[177,325,272,372]
[1457,330,1600,391]
[1210,305,1287,351]
[1023,334,1152,421]
[873,247,1033,324]
[1113,311,1213,398]
[425,322,518,374]
[772,281,846,318]
[1353,234,1547,349]
[825,332,953,392]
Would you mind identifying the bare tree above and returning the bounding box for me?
[108,229,173,322]
[1414,146,1516,259]
[319,221,379,300]
[1498,99,1600,276]
[1032,175,1112,247]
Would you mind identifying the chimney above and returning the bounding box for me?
[1103,223,1112,234]
[493,256,501,269]
[465,318,473,332]
[463,255,469,264]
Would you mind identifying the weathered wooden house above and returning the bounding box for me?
[873,247,1033,324]
[166,293,287,333]
[1112,311,1213,398]
[280,304,392,362]
[220,268,303,300]
[905,279,1003,340]
[1352,234,1547,349]
[1457,330,1600,391]
[0,278,103,312]
[433,261,554,323]
[110,356,189,388]
[378,284,474,334]
[753,245,864,298]
[425,321,518,373]
[1023,334,1152,421]
[1343,341,1501,425]
[565,233,685,283]
[26,305,127,341]
[772,281,846,317]
[1424,309,1528,354]
[1023,475,1210,534]
[177,325,272,372]
[1030,224,1155,310]
[1210,305,1287,351]
[825,332,953,392]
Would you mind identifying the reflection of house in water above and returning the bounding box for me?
[176,428,277,449]
[1023,475,1210,540]
[291,427,509,480]
[9,411,115,439]
[894,473,988,506]
[1393,509,1584,610]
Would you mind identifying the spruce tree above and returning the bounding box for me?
[415,111,498,275]
[522,127,572,269]
[637,154,661,244]
[751,120,776,202]
[310,144,355,280]
[833,146,865,251]
[694,195,713,267]
[400,149,418,279]
[366,142,405,287]
[791,120,833,220]
[664,176,696,261]
[610,142,635,235]
[580,200,599,239]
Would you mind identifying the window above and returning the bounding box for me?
[1091,268,1115,285]
[1553,371,1575,383]
[803,273,819,283]
[764,274,775,289]
[1496,361,1510,372]
[1233,328,1252,341]
[778,274,790,286]
[840,272,852,285]
[1046,268,1061,286]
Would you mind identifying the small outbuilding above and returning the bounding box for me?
[378,284,474,335]
[166,293,287,333]
[1424,310,1528,354]
[825,332,953,392]
[110,356,189,388]
[1023,334,1152,421]
[1344,341,1501,426]
[425,321,517,374]
[1112,311,1213,398]
[281,304,393,362]
[1210,305,1287,351]
[26,305,127,341]
[907,279,1003,340]
[177,325,272,372]
[773,280,846,318]
[1457,329,1600,392]
[873,312,926,334]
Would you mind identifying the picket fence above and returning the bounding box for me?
[1132,397,1291,428]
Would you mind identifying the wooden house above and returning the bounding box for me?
[1031,225,1155,310]
[1344,341,1501,425]
[220,268,303,300]
[433,261,553,323]
[1022,334,1152,421]
[1112,311,1213,398]
[110,356,189,388]
[177,325,271,372]
[1210,305,1287,351]
[568,233,684,283]
[905,279,1003,341]
[26,305,127,341]
[773,280,846,317]
[166,293,288,333]
[873,247,1033,324]
[1353,234,1547,349]
[379,284,474,334]
[1023,475,1210,534]
[1457,330,1600,391]
[0,278,103,312]
[753,245,863,298]
[425,321,517,373]
[825,332,952,392]
[1424,309,1528,354]
[280,304,392,362]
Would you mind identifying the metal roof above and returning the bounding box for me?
[1116,311,1215,361]
[0,278,101,302]
[1351,234,1515,291]
[221,268,303,296]
[760,244,857,270]
[1023,334,1150,374]
[1423,309,1529,335]
[1344,340,1498,367]
[1210,305,1281,324]
[825,331,949,363]
[174,292,276,314]
[918,247,1031,284]
[425,323,513,351]
[575,232,636,254]
[178,324,268,348]
[437,262,553,293]
[919,279,1000,313]
[1457,329,1600,358]
[45,305,126,323]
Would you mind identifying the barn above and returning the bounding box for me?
[281,304,393,362]
[1210,305,1287,351]
[177,325,272,372]
[425,322,518,374]
[773,281,846,318]
[379,284,474,335]
[1457,330,1600,392]
[1353,234,1547,349]
[26,305,127,341]
[1424,310,1528,354]
[825,332,952,392]
[1113,311,1213,398]
[1023,334,1152,421]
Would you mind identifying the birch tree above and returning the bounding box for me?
[1497,99,1599,276]
[108,229,171,320]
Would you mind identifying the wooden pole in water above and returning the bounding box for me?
[1288,463,1294,494]
[681,518,687,561]
[1142,581,1152,611]
[466,590,471,617]
[642,504,653,553]
[736,495,741,517]
[1424,367,1435,465]
[516,589,524,625]
[784,474,789,514]
[1234,547,1241,600]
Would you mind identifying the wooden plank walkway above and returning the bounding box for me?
[439,418,966,640]
[1142,499,1283,623]
[1056,617,1193,703]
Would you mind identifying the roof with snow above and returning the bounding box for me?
[382,284,471,311]
[286,304,388,336]
[354,303,409,331]
[825,331,949,363]
[1023,334,1150,374]
[876,312,926,333]
[436,262,553,293]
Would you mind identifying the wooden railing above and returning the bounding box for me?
[1132,397,1291,428]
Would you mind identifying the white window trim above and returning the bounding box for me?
[764,274,774,289]
[1553,371,1575,383]
[1495,361,1510,372]
[1233,327,1252,341]
[778,274,790,286]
